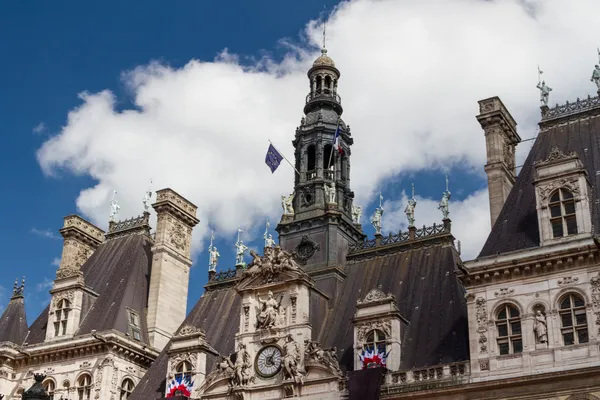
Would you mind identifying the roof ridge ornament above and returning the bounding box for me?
[536,65,553,106]
[357,286,395,305]
[12,277,25,298]
[534,146,578,166]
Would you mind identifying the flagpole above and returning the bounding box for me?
[268,139,301,177]
[326,117,341,173]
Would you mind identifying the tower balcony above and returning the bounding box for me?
[305,169,335,181]
[304,89,343,114]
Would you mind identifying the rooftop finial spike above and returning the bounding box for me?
[12,276,25,297]
[321,4,327,53]
[109,189,120,222]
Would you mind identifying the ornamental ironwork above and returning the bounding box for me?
[541,94,600,121]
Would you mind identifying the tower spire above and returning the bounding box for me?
[322,8,327,51]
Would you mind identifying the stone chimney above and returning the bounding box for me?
[46,215,104,341]
[476,97,521,227]
[147,188,199,351]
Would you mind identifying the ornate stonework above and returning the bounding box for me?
[175,325,204,337]
[558,276,579,285]
[535,146,578,166]
[305,340,342,376]
[357,287,395,305]
[169,222,188,252]
[475,298,488,354]
[536,178,580,203]
[52,290,75,308]
[244,245,307,284]
[294,235,320,265]
[169,352,198,373]
[356,320,391,342]
[494,287,514,297]
[591,274,600,334]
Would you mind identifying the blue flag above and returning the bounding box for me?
[265,144,284,173]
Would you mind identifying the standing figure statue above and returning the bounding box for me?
[208,232,219,272]
[232,343,253,387]
[325,181,336,204]
[282,192,295,215]
[533,309,548,344]
[235,228,248,266]
[109,190,120,222]
[405,184,417,227]
[536,66,552,106]
[438,175,451,219]
[371,193,384,235]
[352,204,362,225]
[142,180,153,212]
[591,65,600,91]
[256,291,281,329]
[264,219,275,248]
[283,334,304,384]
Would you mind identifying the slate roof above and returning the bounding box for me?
[479,103,600,258]
[0,295,28,344]
[26,233,153,345]
[129,229,469,399]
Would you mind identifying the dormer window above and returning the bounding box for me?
[128,310,141,341]
[549,189,577,238]
[175,361,193,382]
[54,299,70,337]
[364,329,387,354]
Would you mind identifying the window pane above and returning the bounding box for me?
[573,296,585,308]
[498,342,509,355]
[497,308,507,320]
[550,192,560,202]
[366,332,374,342]
[512,339,523,353]
[552,220,564,238]
[566,216,578,235]
[577,329,589,344]
[509,306,519,318]
[560,297,571,309]
[575,311,586,326]
[510,322,521,335]
[561,313,573,327]
[497,323,508,337]
[550,205,562,217]
[563,332,574,345]
[564,201,575,215]
[561,190,573,200]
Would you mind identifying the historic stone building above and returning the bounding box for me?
[2,45,600,399]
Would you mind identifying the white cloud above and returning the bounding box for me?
[36,278,54,292]
[382,190,490,260]
[51,257,61,267]
[33,122,46,134]
[30,228,61,240]
[35,0,600,257]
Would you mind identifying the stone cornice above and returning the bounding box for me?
[462,236,599,288]
[59,215,104,248]
[152,188,199,228]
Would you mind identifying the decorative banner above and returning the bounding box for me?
[166,375,194,398]
[359,347,389,369]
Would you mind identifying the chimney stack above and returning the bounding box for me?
[476,97,521,228]
[147,188,199,351]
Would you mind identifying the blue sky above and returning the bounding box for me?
[2,0,598,323]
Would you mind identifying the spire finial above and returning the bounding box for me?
[12,277,25,297]
[321,5,327,53]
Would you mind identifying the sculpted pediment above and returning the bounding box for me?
[236,245,311,291]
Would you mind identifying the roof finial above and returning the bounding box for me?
[12,277,25,298]
[109,190,120,222]
[321,5,327,54]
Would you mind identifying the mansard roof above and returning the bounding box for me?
[129,224,468,399]
[479,97,600,258]
[0,294,28,345]
[26,233,153,345]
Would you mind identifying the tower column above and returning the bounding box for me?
[147,188,199,351]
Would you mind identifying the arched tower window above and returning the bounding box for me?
[307,145,316,172]
[120,378,135,400]
[77,374,92,400]
[364,329,387,354]
[549,189,577,238]
[54,298,70,337]
[324,76,332,93]
[175,360,193,382]
[496,304,522,355]
[323,144,334,171]
[315,76,323,93]
[44,379,56,400]
[559,293,588,345]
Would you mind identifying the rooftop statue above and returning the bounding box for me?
[325,181,336,204]
[591,65,600,91]
[208,232,219,272]
[352,204,362,224]
[405,184,417,227]
[371,193,384,235]
[438,175,451,219]
[536,66,552,106]
[263,219,275,248]
[235,228,248,266]
[109,190,120,222]
[282,192,295,215]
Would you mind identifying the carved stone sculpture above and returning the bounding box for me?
[438,190,451,219]
[325,182,336,204]
[208,246,220,272]
[304,340,342,376]
[371,207,383,235]
[256,291,282,329]
[536,81,553,106]
[142,186,153,212]
[534,310,548,344]
[352,204,362,224]
[591,65,600,91]
[232,343,254,387]
[282,192,295,215]
[235,241,248,266]
[405,198,416,227]
[109,190,120,222]
[283,334,305,383]
[244,246,305,283]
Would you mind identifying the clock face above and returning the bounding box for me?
[255,345,283,378]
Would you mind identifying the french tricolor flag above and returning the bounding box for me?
[332,124,344,155]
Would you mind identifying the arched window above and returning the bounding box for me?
[54,298,70,337]
[324,76,332,93]
[323,144,334,171]
[315,76,323,93]
[559,293,588,345]
[175,361,193,382]
[496,304,522,355]
[120,378,135,400]
[44,379,56,400]
[77,374,92,400]
[307,145,316,172]
[549,189,577,238]
[364,329,387,354]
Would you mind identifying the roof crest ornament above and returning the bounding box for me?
[109,190,120,222]
[534,146,578,166]
[12,277,25,298]
[438,175,451,220]
[590,48,600,94]
[357,286,395,305]
[405,184,417,227]
[142,179,153,213]
[536,65,553,106]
